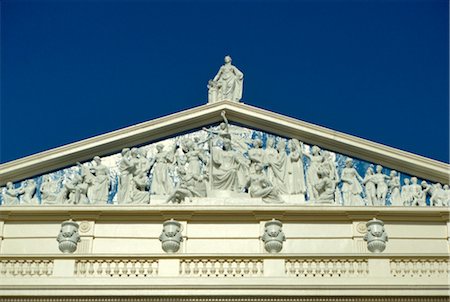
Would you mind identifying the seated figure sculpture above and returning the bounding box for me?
[245,163,282,204]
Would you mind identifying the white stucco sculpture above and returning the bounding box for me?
[20,179,39,205]
[261,219,286,253]
[363,218,388,253]
[40,175,60,204]
[166,166,201,203]
[159,219,183,253]
[388,170,402,206]
[2,182,23,205]
[401,178,412,206]
[246,163,283,203]
[286,139,306,195]
[372,165,389,206]
[340,159,364,206]
[87,156,110,204]
[304,146,324,200]
[150,144,176,195]
[363,167,376,206]
[208,56,243,103]
[117,148,133,203]
[57,219,81,253]
[314,166,337,204]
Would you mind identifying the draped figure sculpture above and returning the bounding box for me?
[340,158,364,206]
[208,56,244,103]
[150,144,176,195]
[286,139,306,195]
[87,156,110,204]
[245,163,282,203]
[21,179,39,205]
[304,146,324,200]
[388,170,402,206]
[211,138,241,192]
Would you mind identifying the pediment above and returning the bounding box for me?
[0,100,448,207]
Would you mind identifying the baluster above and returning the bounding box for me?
[257,261,263,276]
[201,259,208,276]
[46,260,53,276]
[218,260,224,276]
[193,260,199,276]
[184,260,191,276]
[29,260,37,276]
[234,260,241,276]
[113,260,120,277]
[105,260,112,276]
[0,260,6,276]
[243,260,250,276]
[96,260,104,276]
[79,260,87,276]
[137,260,145,277]
[88,260,95,276]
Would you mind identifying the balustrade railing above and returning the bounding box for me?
[390,258,450,278]
[180,258,263,277]
[0,259,53,277]
[285,258,368,277]
[0,254,448,280]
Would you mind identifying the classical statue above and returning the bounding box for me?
[248,138,264,174]
[40,175,60,204]
[21,179,39,205]
[430,183,446,206]
[208,56,243,103]
[166,166,201,203]
[86,156,110,204]
[388,170,402,206]
[211,138,240,192]
[2,182,23,205]
[63,174,89,205]
[117,148,134,203]
[150,144,176,195]
[443,184,450,206]
[371,165,389,206]
[322,151,340,203]
[286,139,306,195]
[304,146,324,200]
[130,171,150,204]
[314,166,338,204]
[340,158,364,206]
[410,177,425,206]
[363,167,376,206]
[401,178,412,206]
[245,163,282,203]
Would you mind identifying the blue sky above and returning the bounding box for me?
[1,0,448,164]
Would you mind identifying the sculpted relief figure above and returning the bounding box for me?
[363,167,376,205]
[40,175,60,204]
[264,138,287,194]
[304,145,324,200]
[371,165,390,206]
[211,138,240,192]
[117,148,134,203]
[150,144,176,195]
[86,156,110,204]
[286,139,306,195]
[20,179,39,205]
[208,56,244,103]
[245,163,282,203]
[401,178,412,206]
[314,166,337,204]
[340,159,364,206]
[388,170,402,206]
[2,182,23,205]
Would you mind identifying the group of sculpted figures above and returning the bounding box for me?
[2,112,450,206]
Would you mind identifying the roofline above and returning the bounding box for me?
[0,101,448,185]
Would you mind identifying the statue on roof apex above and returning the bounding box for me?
[208,55,244,103]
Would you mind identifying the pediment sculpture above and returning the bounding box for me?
[1,110,449,207]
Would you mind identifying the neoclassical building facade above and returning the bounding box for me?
[0,58,449,302]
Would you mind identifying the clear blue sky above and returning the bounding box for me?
[1,0,448,164]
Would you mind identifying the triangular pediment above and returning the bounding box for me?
[1,101,447,185]
[0,100,449,207]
